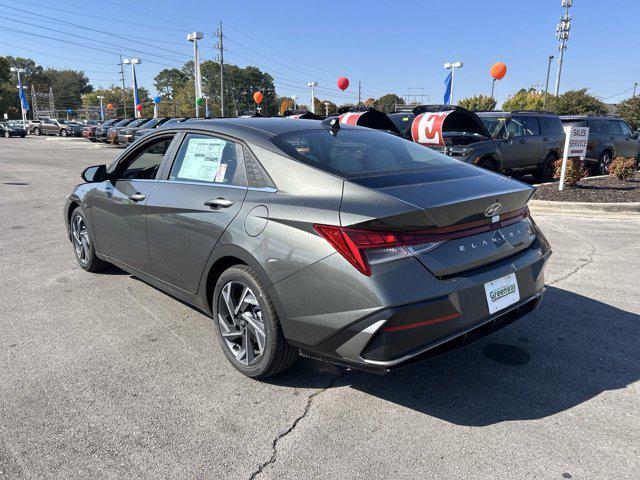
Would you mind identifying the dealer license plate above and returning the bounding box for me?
[484,273,520,314]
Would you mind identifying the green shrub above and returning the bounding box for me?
[609,157,636,181]
[553,158,588,186]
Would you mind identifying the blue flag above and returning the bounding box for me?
[18,74,29,111]
[443,71,452,105]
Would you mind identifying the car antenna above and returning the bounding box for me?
[321,117,340,135]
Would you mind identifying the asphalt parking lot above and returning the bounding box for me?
[1,136,639,479]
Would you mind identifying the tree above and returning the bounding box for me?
[314,98,337,116]
[502,89,546,111]
[0,56,19,118]
[154,68,189,101]
[548,88,607,115]
[458,94,497,111]
[375,93,403,113]
[617,96,640,130]
[83,85,150,118]
[42,68,92,110]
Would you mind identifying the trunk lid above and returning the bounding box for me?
[341,164,536,276]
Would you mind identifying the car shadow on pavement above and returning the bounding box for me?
[274,286,640,426]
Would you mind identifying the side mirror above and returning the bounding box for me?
[81,164,107,183]
[505,131,515,140]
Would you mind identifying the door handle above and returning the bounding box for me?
[543,137,549,141]
[609,136,615,140]
[519,139,527,144]
[129,193,146,202]
[204,197,234,209]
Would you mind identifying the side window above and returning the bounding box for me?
[505,117,524,137]
[587,119,603,134]
[116,136,173,180]
[606,120,621,135]
[618,121,634,136]
[169,133,245,186]
[242,145,276,189]
[540,117,564,135]
[521,116,540,136]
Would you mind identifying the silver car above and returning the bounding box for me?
[64,118,551,378]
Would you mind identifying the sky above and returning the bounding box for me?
[1,0,639,107]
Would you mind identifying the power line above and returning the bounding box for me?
[1,3,192,58]
[0,15,186,65]
[603,86,634,100]
[0,41,113,65]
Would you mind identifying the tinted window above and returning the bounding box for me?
[539,116,564,135]
[116,136,173,180]
[387,113,415,136]
[169,134,244,186]
[606,120,621,135]
[480,116,507,137]
[587,119,606,133]
[271,129,461,178]
[505,118,524,137]
[618,121,633,136]
[519,116,540,135]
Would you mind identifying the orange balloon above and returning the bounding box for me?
[106,103,113,110]
[490,62,507,80]
[253,91,263,104]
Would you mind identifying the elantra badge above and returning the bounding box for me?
[484,203,502,218]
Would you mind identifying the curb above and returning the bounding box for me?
[529,199,640,217]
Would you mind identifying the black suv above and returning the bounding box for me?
[387,107,565,181]
[560,115,640,174]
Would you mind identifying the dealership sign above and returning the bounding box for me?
[559,125,589,191]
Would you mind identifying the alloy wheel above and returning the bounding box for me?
[4,131,9,138]
[71,214,90,266]
[217,281,266,366]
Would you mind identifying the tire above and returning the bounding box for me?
[33,127,41,136]
[212,265,298,379]
[596,150,612,175]
[4,130,10,138]
[60,129,68,137]
[533,154,557,183]
[20,135,26,138]
[476,157,496,171]
[70,207,108,272]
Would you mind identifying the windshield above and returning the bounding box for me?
[271,129,461,178]
[140,118,161,128]
[114,119,133,127]
[479,116,507,138]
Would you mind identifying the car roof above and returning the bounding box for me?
[166,117,355,138]
[560,115,620,120]
[476,110,558,117]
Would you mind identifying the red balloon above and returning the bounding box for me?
[253,91,263,104]
[337,77,349,91]
[136,104,143,111]
[106,103,113,110]
[490,62,507,80]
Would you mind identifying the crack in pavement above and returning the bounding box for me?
[248,368,350,480]
[547,223,597,286]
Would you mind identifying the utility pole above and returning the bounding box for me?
[543,55,555,108]
[324,101,330,116]
[307,82,317,113]
[358,81,362,107]
[187,32,204,118]
[633,82,638,98]
[554,0,572,96]
[215,22,225,117]
[118,55,127,117]
[444,61,463,105]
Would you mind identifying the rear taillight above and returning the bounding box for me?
[313,225,442,276]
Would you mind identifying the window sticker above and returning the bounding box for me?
[177,138,227,182]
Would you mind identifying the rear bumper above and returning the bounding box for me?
[118,134,134,144]
[277,233,550,371]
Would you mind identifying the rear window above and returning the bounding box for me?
[480,116,507,137]
[271,129,460,178]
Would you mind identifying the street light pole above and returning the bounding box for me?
[554,0,572,96]
[122,58,141,118]
[633,82,638,98]
[10,67,27,127]
[324,101,330,116]
[187,32,204,118]
[444,61,463,106]
[543,55,555,108]
[307,82,317,113]
[97,95,105,121]
[290,95,297,111]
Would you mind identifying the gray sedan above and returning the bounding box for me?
[64,118,551,379]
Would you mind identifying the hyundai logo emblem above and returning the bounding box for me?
[485,203,502,217]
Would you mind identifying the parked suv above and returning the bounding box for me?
[476,111,565,180]
[32,118,83,137]
[560,115,640,174]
